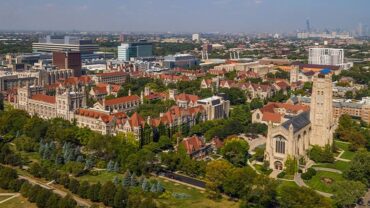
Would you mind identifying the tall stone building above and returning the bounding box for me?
[264,71,334,170]
[309,73,334,146]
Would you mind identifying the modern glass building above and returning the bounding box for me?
[117,40,153,61]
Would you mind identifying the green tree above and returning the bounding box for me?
[78,181,90,198]
[113,186,128,208]
[332,181,366,207]
[99,181,116,206]
[223,167,256,198]
[221,138,250,167]
[87,182,101,202]
[205,160,233,198]
[285,155,298,175]
[344,150,370,186]
[278,184,332,208]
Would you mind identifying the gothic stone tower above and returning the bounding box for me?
[309,72,334,147]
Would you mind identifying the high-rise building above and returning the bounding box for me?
[308,48,344,66]
[309,72,334,146]
[52,51,82,77]
[33,36,99,60]
[117,41,153,61]
[306,18,311,32]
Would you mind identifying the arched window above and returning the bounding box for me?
[256,113,260,120]
[275,136,286,154]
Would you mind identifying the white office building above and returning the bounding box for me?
[308,48,344,66]
[118,43,130,61]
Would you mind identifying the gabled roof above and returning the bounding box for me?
[175,93,199,103]
[181,136,205,154]
[282,111,310,133]
[262,112,282,123]
[104,95,140,106]
[129,112,145,128]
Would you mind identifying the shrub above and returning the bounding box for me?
[277,171,286,178]
[301,168,317,180]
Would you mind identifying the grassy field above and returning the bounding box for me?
[0,189,37,208]
[304,171,344,193]
[313,160,350,172]
[334,140,356,160]
[156,178,239,208]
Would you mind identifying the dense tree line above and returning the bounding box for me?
[0,165,78,208]
[27,162,162,207]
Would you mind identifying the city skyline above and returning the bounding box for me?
[0,0,369,33]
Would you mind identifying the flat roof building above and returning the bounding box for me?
[32,36,99,60]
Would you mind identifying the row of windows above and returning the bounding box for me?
[275,137,286,154]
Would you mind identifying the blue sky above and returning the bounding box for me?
[0,0,369,32]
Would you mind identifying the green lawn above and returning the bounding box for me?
[334,140,356,160]
[313,160,350,172]
[305,171,345,193]
[18,151,40,164]
[0,189,37,208]
[77,171,124,184]
[156,178,239,208]
[334,140,350,151]
[254,164,273,175]
[340,151,355,160]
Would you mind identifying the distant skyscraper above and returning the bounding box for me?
[306,18,311,32]
[119,33,125,43]
[357,23,363,36]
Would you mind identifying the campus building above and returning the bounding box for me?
[264,72,334,170]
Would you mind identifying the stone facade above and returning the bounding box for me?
[264,73,334,170]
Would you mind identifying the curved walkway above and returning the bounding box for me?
[312,167,343,174]
[294,173,333,198]
[0,193,20,204]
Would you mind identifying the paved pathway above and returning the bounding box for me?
[293,173,333,198]
[0,193,20,204]
[312,167,343,174]
[269,169,279,179]
[239,134,266,152]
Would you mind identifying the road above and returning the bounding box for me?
[157,170,206,189]
[19,175,91,207]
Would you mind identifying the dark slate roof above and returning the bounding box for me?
[282,111,310,133]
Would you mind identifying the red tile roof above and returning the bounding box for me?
[181,136,205,154]
[31,94,56,104]
[129,112,145,128]
[175,93,199,103]
[96,71,127,77]
[104,95,140,106]
[262,112,282,123]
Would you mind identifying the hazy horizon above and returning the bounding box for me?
[1,0,369,33]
